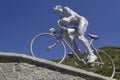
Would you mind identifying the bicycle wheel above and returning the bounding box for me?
[30,33,66,64]
[73,49,115,78]
[88,49,115,78]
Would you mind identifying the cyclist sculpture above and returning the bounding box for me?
[30,5,115,78]
[54,5,97,63]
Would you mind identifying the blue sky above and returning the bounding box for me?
[0,0,120,57]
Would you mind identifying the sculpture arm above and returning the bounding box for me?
[57,19,67,30]
[62,15,75,23]
[62,7,76,23]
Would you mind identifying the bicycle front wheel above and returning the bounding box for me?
[30,33,66,64]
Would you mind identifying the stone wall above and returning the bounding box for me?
[0,52,114,80]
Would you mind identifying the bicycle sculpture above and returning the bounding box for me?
[30,5,115,78]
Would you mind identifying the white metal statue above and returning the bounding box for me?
[54,5,97,63]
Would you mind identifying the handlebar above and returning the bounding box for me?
[57,20,67,30]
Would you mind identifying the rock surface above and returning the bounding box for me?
[0,52,114,80]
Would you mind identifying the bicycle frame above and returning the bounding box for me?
[30,27,115,78]
[50,28,99,65]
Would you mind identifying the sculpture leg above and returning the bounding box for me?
[78,35,93,55]
[78,35,97,63]
[77,18,97,63]
[64,29,81,54]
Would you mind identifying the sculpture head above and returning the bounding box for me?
[54,5,63,15]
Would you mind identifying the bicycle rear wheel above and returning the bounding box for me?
[73,49,115,78]
[94,49,115,78]
[88,49,115,78]
[30,33,66,64]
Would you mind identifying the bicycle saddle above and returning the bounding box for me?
[87,33,99,40]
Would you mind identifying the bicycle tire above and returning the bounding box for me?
[30,33,67,64]
[73,49,115,78]
[94,49,115,78]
